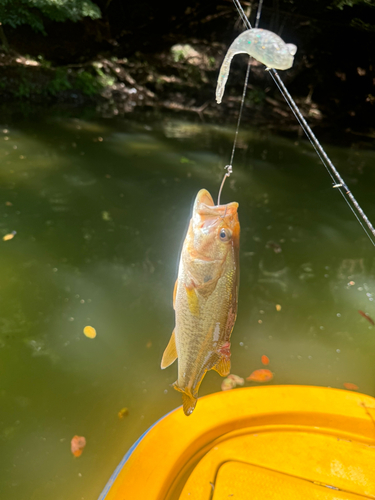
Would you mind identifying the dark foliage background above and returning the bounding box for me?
[0,0,374,137]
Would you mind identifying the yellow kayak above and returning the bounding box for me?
[98,386,375,500]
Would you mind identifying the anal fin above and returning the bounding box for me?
[212,357,231,377]
[161,330,178,369]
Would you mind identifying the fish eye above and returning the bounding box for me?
[219,228,232,242]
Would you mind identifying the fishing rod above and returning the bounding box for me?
[224,0,375,247]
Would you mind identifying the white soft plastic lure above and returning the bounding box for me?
[216,28,297,104]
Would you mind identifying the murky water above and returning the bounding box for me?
[0,113,374,499]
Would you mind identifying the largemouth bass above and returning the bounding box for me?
[161,189,240,416]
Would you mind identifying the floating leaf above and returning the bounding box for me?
[83,326,96,339]
[358,310,374,326]
[101,211,112,221]
[3,231,16,241]
[276,304,282,312]
[221,378,235,391]
[343,382,359,391]
[146,341,152,348]
[261,355,270,366]
[71,435,86,457]
[118,407,129,419]
[227,374,244,386]
[266,241,282,253]
[246,369,273,383]
[221,373,244,391]
[180,156,195,164]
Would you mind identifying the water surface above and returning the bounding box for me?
[0,114,374,499]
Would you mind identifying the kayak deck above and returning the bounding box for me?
[99,385,375,500]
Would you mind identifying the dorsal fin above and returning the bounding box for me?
[160,330,178,369]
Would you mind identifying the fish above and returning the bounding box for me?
[161,189,240,416]
[216,28,297,104]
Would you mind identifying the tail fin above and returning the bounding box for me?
[181,393,197,416]
[173,383,197,416]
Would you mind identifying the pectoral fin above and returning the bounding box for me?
[185,285,200,317]
[212,357,231,377]
[161,330,178,369]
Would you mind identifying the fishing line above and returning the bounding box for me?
[218,0,264,206]
[230,0,375,247]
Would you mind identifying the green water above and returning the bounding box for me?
[0,114,374,499]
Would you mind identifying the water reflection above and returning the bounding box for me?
[0,115,374,500]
